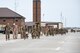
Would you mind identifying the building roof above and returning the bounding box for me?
[0,8,25,18]
[25,21,63,26]
[25,22,35,26]
[41,22,63,24]
[33,0,41,2]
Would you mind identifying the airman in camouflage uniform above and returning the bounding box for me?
[31,28,36,39]
[5,23,11,41]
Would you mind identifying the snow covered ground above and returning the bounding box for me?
[0,32,80,53]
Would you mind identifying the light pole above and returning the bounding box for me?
[65,17,67,27]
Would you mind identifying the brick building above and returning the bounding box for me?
[0,8,25,31]
[42,22,63,29]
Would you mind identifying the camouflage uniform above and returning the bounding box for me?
[22,26,26,40]
[13,24,18,39]
[20,26,23,39]
[31,28,36,39]
[5,23,11,40]
[20,26,26,39]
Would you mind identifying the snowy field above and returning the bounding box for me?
[0,32,80,53]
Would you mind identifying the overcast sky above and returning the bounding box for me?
[0,0,80,27]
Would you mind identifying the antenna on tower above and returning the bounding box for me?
[65,17,67,27]
[14,0,17,23]
[14,0,17,11]
[60,12,62,22]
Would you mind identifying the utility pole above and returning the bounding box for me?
[14,0,17,11]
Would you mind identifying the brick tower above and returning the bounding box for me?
[33,0,41,23]
[33,0,41,38]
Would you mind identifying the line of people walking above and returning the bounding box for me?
[5,23,28,41]
[5,23,68,41]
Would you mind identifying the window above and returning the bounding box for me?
[3,20,6,22]
[16,20,18,22]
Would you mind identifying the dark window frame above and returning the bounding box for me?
[3,20,6,22]
[15,20,18,22]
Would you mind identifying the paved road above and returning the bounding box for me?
[0,32,80,53]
